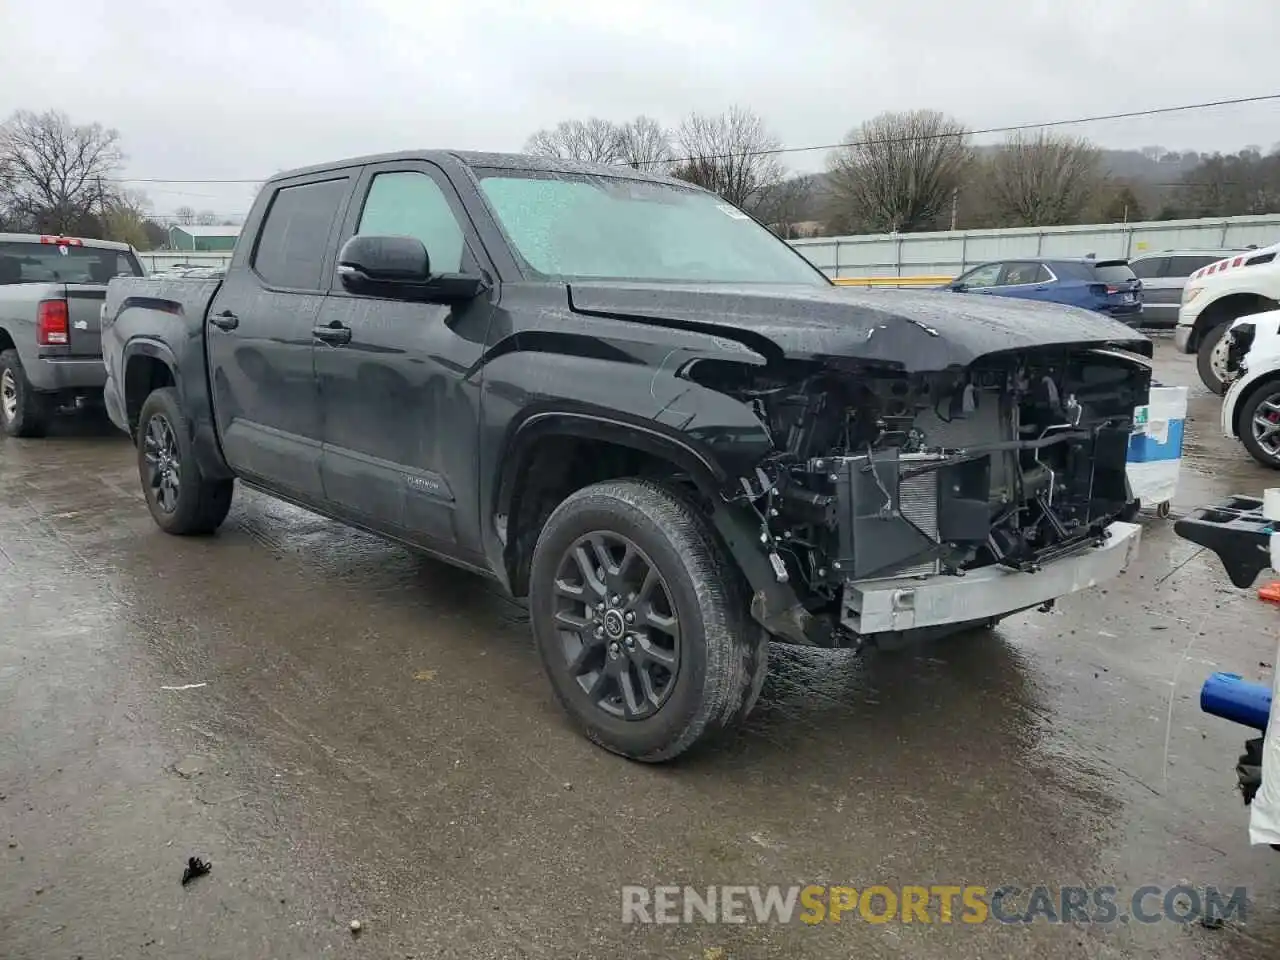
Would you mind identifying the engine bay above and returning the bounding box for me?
[691,346,1153,630]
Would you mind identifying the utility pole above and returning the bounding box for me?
[950,187,959,231]
[96,176,106,238]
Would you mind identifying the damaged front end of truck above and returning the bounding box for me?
[602,288,1156,649]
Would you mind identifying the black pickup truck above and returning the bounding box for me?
[103,151,1153,761]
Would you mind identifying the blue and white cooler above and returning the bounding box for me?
[1126,385,1188,518]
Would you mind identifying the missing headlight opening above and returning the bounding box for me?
[689,346,1152,644]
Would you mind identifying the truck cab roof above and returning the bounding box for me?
[267,150,687,188]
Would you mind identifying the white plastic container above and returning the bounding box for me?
[1127,385,1188,514]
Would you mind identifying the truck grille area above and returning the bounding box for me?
[694,343,1153,634]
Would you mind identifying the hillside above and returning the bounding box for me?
[787,147,1215,233]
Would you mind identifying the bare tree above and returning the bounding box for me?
[0,109,124,233]
[141,218,169,250]
[524,118,624,164]
[981,131,1103,227]
[670,106,787,215]
[173,205,196,225]
[101,188,152,248]
[826,109,972,233]
[1171,150,1280,217]
[753,175,816,237]
[195,210,218,225]
[616,116,674,171]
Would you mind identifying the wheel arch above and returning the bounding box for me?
[1193,292,1279,344]
[122,339,180,436]
[494,408,729,598]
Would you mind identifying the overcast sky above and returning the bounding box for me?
[3,0,1278,218]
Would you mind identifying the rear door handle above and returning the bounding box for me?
[312,323,352,346]
[210,310,239,331]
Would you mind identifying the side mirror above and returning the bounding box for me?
[337,235,488,305]
[339,235,430,285]
[950,282,968,292]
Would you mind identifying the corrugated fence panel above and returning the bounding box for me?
[790,214,1280,279]
[137,251,233,273]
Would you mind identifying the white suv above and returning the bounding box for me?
[1175,241,1280,393]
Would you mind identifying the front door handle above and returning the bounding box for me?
[210,310,239,331]
[312,323,352,346]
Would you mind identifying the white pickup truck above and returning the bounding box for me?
[1174,240,1280,394]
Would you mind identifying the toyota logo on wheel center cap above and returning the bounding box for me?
[603,609,626,640]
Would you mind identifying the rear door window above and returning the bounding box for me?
[0,242,142,285]
[999,262,1046,286]
[253,178,350,290]
[1128,257,1167,280]
[1167,255,1228,277]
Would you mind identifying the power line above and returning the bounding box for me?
[101,91,1280,183]
[108,176,262,184]
[631,92,1280,167]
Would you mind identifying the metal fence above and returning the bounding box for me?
[137,250,232,273]
[789,214,1280,280]
[134,213,1280,283]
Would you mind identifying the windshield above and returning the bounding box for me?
[476,171,827,286]
[0,241,143,285]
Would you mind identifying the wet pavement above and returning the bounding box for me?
[3,338,1280,959]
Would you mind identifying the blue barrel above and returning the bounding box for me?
[1200,672,1273,731]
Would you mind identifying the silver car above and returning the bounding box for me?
[1128,248,1251,328]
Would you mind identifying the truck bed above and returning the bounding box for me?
[101,275,223,438]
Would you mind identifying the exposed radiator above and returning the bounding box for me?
[877,453,943,580]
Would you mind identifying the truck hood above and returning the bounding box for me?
[567,281,1151,371]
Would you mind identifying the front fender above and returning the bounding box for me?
[1224,313,1280,438]
[494,404,733,524]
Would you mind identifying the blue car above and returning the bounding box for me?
[945,257,1144,325]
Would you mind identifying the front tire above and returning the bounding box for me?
[1238,379,1280,470]
[529,479,767,762]
[0,349,50,438]
[1196,322,1230,395]
[137,387,235,534]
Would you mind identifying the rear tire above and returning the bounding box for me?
[0,349,50,438]
[1196,322,1229,395]
[137,387,234,534]
[1238,378,1280,470]
[529,479,767,762]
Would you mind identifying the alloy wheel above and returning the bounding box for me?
[143,413,181,512]
[551,531,681,720]
[1210,336,1230,384]
[0,368,17,423]
[1252,390,1280,462]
